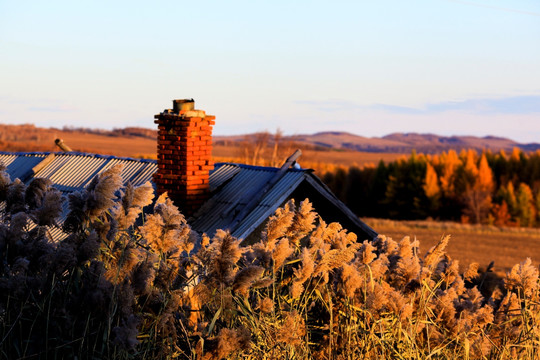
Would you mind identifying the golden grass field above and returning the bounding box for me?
[0,125,157,157]
[366,218,540,275]
[36,130,158,158]
[212,144,405,169]
[3,127,405,167]
[5,167,540,358]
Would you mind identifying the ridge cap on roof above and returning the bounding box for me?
[1,152,309,171]
[0,151,51,156]
[213,162,308,172]
[0,151,158,164]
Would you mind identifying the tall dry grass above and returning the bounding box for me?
[1,163,539,359]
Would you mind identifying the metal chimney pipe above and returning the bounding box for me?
[55,138,73,152]
[173,99,195,113]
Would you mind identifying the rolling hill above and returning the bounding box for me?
[1,124,539,161]
[216,131,540,154]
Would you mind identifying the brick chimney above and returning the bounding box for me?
[153,99,215,217]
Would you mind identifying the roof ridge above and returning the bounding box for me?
[0,151,157,164]
[213,162,307,172]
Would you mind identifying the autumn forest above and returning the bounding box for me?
[323,148,540,227]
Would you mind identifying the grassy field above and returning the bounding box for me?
[57,131,158,157]
[4,172,540,358]
[0,125,405,170]
[213,144,405,171]
[365,218,540,275]
[0,125,158,157]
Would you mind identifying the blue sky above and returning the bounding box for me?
[1,0,539,142]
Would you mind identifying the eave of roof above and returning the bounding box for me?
[302,173,378,240]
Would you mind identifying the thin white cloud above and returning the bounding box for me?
[294,99,361,113]
[426,96,540,114]
[297,95,540,115]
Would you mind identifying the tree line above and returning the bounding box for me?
[322,148,540,227]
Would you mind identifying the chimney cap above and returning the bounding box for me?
[173,99,195,113]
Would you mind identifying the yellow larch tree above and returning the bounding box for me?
[516,183,536,227]
[463,149,479,180]
[439,150,460,197]
[511,147,521,162]
[423,163,440,199]
[463,153,494,224]
[477,154,495,192]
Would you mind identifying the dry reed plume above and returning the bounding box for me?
[1,163,540,359]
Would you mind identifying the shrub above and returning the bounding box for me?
[0,164,539,359]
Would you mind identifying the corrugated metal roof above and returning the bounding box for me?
[94,157,158,188]
[0,151,376,242]
[208,163,241,191]
[0,152,47,180]
[1,152,311,241]
[0,152,158,191]
[37,155,108,192]
[233,171,306,239]
[191,163,308,238]
[0,151,159,241]
[40,153,157,191]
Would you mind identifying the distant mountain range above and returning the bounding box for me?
[215,131,540,154]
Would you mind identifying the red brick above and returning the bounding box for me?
[154,104,216,213]
[185,179,203,186]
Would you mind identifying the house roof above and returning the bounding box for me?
[0,152,157,190]
[0,151,158,240]
[190,163,308,239]
[0,151,377,241]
